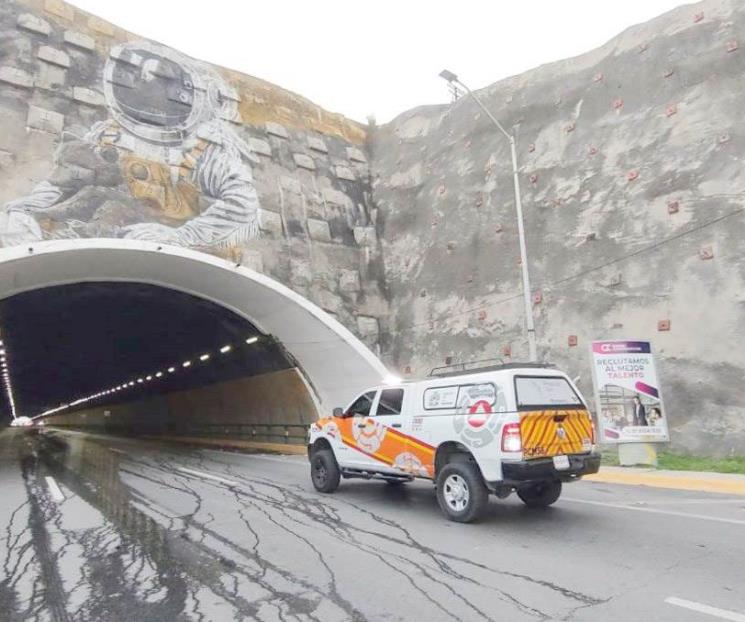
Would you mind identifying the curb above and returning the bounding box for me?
[585,469,745,496]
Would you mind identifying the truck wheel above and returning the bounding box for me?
[517,480,562,507]
[436,462,489,523]
[310,449,340,493]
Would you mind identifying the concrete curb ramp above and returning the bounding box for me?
[586,466,745,496]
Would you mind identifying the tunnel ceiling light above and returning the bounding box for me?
[0,329,18,419]
[35,338,252,420]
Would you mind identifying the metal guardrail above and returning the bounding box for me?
[47,421,309,444]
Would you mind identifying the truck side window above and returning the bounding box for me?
[376,389,404,416]
[345,391,376,417]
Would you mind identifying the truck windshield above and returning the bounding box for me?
[515,375,583,410]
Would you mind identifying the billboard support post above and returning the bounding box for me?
[618,442,658,467]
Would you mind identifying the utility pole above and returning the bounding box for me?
[439,70,537,361]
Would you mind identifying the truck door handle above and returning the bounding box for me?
[391,423,402,428]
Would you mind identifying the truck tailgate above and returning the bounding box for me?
[519,409,593,458]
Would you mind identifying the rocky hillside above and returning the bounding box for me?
[372,0,745,455]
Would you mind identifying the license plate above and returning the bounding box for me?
[553,455,570,470]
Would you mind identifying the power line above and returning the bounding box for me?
[392,203,745,335]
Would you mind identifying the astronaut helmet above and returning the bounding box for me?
[103,41,235,144]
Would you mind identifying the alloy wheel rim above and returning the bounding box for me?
[314,460,327,484]
[443,474,470,511]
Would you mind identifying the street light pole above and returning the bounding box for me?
[439,70,538,362]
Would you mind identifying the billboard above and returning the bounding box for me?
[590,340,669,444]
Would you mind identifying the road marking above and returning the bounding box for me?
[176,467,237,486]
[665,597,745,621]
[239,454,305,466]
[563,497,745,526]
[630,499,745,506]
[201,449,304,466]
[44,476,65,503]
[109,447,127,455]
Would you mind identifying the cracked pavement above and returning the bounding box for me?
[0,428,743,621]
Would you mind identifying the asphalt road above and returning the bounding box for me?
[1,428,744,622]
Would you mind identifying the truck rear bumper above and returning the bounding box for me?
[498,452,601,486]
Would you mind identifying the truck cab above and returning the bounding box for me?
[308,362,601,522]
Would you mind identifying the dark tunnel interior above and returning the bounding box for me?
[0,282,295,420]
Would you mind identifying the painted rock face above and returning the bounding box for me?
[109,49,194,129]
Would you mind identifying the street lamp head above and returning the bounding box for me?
[438,69,458,83]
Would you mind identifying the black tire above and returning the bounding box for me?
[436,462,489,523]
[517,480,562,508]
[310,449,340,493]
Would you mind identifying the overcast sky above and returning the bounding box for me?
[69,0,687,123]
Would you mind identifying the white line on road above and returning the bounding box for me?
[44,476,65,503]
[176,467,238,486]
[631,499,745,506]
[200,449,304,466]
[563,497,745,526]
[665,597,745,621]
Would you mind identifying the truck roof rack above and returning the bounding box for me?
[428,359,555,378]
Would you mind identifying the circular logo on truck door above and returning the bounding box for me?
[352,416,386,454]
[453,383,507,449]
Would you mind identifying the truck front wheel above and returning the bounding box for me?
[310,449,340,493]
[517,480,562,507]
[436,462,489,523]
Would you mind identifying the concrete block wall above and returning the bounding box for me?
[371,0,745,455]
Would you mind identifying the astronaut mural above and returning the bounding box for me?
[0,41,260,249]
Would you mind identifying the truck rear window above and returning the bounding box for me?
[514,376,583,410]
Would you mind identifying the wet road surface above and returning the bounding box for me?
[1,428,744,621]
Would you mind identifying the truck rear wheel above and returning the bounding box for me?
[310,449,340,493]
[436,462,489,523]
[517,480,562,507]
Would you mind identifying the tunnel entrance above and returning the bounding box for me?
[1,282,314,440]
[0,239,389,438]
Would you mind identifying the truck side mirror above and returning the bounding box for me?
[332,407,344,418]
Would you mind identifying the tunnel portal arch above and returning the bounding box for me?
[0,239,390,419]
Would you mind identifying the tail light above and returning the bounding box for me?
[501,423,522,452]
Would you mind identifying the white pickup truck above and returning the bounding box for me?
[307,362,600,522]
